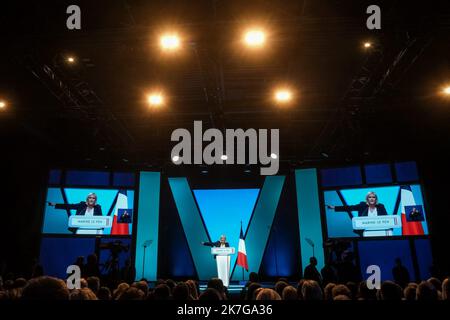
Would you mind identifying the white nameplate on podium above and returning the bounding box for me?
[68,216,112,229]
[211,247,235,256]
[352,216,401,230]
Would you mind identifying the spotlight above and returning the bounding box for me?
[160,34,180,51]
[442,86,450,95]
[66,56,76,63]
[243,29,266,47]
[147,93,164,107]
[172,155,180,163]
[274,89,292,103]
[220,155,228,161]
[363,42,372,49]
[270,153,278,159]
[0,100,6,109]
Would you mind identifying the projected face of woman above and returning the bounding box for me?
[86,194,97,207]
[366,193,377,206]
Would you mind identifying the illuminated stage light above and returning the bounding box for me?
[0,100,6,109]
[66,56,76,63]
[363,42,372,48]
[270,153,278,159]
[243,29,266,47]
[147,93,164,107]
[274,89,292,103]
[160,34,180,50]
[442,86,450,95]
[220,155,228,161]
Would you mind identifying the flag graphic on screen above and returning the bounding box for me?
[236,224,248,271]
[400,185,424,236]
[111,190,129,235]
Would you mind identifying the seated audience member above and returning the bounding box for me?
[427,277,442,299]
[331,284,351,300]
[118,287,145,300]
[442,278,450,301]
[97,286,112,300]
[297,279,306,300]
[324,283,336,301]
[132,280,149,297]
[199,288,222,301]
[69,288,98,300]
[165,279,177,293]
[246,283,262,300]
[207,278,226,300]
[256,288,281,300]
[173,282,191,300]
[357,281,377,300]
[282,286,298,300]
[87,276,100,295]
[186,280,199,300]
[21,276,69,300]
[403,283,418,301]
[346,282,358,300]
[416,281,438,301]
[379,281,403,301]
[80,278,88,289]
[113,282,130,300]
[301,280,323,301]
[274,280,289,297]
[152,284,171,300]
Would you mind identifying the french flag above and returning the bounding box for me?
[236,224,248,271]
[400,185,424,236]
[111,190,129,235]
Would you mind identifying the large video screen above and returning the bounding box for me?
[42,188,134,236]
[324,184,428,238]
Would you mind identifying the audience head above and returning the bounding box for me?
[380,281,403,301]
[153,284,171,300]
[118,287,145,300]
[442,278,450,301]
[173,282,190,301]
[113,282,129,299]
[416,281,438,301]
[324,283,336,301]
[282,285,298,300]
[246,282,262,300]
[69,288,98,300]
[256,288,281,300]
[207,278,225,295]
[199,288,222,301]
[332,284,351,300]
[310,257,318,266]
[301,280,323,301]
[132,280,149,297]
[22,276,69,300]
[87,276,100,294]
[403,283,418,301]
[358,281,377,300]
[185,280,199,300]
[274,280,289,296]
[97,286,112,300]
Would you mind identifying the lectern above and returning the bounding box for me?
[211,247,235,287]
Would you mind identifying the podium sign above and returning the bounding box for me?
[68,216,112,229]
[211,247,235,256]
[352,216,401,230]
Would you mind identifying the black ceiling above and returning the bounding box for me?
[1,0,449,171]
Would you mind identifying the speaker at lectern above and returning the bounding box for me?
[211,247,235,287]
